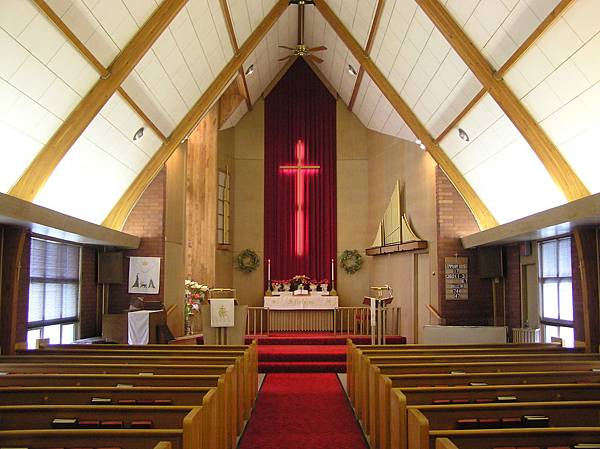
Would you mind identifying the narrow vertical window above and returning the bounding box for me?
[217,168,231,245]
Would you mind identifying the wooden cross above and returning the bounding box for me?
[279,139,320,257]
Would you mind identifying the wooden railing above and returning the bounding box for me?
[246,307,269,336]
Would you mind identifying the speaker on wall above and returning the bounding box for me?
[478,246,503,279]
[98,252,123,284]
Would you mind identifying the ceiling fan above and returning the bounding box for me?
[279,0,327,64]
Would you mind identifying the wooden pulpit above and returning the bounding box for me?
[363,286,394,345]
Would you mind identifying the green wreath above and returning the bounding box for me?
[340,249,363,274]
[237,249,260,273]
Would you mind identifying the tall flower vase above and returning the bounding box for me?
[185,312,194,335]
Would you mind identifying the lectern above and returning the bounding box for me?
[363,285,393,345]
[200,288,247,345]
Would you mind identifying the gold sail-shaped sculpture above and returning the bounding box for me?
[368,181,427,255]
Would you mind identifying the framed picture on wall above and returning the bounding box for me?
[128,257,160,294]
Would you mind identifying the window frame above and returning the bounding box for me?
[217,168,231,246]
[27,236,82,346]
[537,236,574,343]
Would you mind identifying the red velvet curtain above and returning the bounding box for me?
[264,59,336,284]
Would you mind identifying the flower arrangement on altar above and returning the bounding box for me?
[184,279,209,334]
[271,276,330,292]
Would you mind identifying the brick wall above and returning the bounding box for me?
[79,246,98,338]
[109,169,166,313]
[436,167,493,325]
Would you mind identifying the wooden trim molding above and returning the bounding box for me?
[219,0,253,111]
[348,0,386,111]
[416,0,589,202]
[9,0,187,201]
[102,0,289,230]
[315,0,498,229]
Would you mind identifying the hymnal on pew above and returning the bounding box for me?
[116,383,134,388]
[496,395,517,402]
[51,418,77,429]
[91,397,112,404]
[522,415,550,427]
[574,444,600,448]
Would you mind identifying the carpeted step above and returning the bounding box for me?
[258,345,346,362]
[260,361,346,373]
[246,334,407,345]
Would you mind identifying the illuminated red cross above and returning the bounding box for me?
[280,139,320,257]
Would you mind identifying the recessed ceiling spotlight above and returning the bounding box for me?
[245,64,255,76]
[415,138,422,145]
[458,127,470,142]
[419,143,426,150]
[347,64,358,76]
[133,126,144,141]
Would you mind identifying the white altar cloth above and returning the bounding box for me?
[128,310,162,345]
[264,295,338,310]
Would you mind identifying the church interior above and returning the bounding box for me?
[2,0,600,448]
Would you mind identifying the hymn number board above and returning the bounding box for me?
[445,256,468,300]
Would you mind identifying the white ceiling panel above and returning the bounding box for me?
[122,0,234,136]
[0,0,98,192]
[35,92,162,224]
[244,7,297,105]
[227,0,277,47]
[445,0,561,70]
[304,6,359,107]
[323,0,377,49]
[504,0,600,193]
[354,71,415,141]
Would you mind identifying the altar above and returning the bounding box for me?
[263,292,338,332]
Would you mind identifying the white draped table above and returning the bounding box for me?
[263,294,339,332]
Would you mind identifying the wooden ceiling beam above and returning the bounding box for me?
[496,0,575,78]
[218,75,245,128]
[102,0,288,230]
[435,87,485,143]
[348,0,386,111]
[32,0,167,140]
[9,0,187,201]
[315,0,498,230]
[219,0,253,111]
[434,1,573,145]
[416,0,589,202]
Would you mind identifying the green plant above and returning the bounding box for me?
[237,249,260,273]
[340,249,363,274]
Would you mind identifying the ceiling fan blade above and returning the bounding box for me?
[278,45,296,51]
[308,46,327,52]
[278,55,294,62]
[306,54,324,64]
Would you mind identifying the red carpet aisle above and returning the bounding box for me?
[238,373,368,449]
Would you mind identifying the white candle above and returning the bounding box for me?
[331,258,334,281]
[268,259,271,281]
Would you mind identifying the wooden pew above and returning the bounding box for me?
[362,357,600,447]
[408,401,600,449]
[434,428,600,449]
[0,405,212,449]
[0,388,219,449]
[0,428,186,449]
[346,341,568,404]
[390,384,600,449]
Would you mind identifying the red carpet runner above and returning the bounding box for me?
[238,373,368,449]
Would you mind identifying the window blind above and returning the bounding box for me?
[28,238,80,326]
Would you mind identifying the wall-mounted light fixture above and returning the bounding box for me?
[347,64,358,76]
[133,127,144,141]
[245,64,255,76]
[458,127,470,142]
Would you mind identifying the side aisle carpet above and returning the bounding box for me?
[238,373,367,449]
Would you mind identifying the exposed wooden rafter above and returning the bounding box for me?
[435,88,486,143]
[496,0,575,78]
[434,0,574,144]
[32,0,168,140]
[416,0,589,202]
[102,0,289,230]
[315,0,498,230]
[218,75,246,128]
[219,0,253,111]
[9,0,187,202]
[348,0,386,111]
